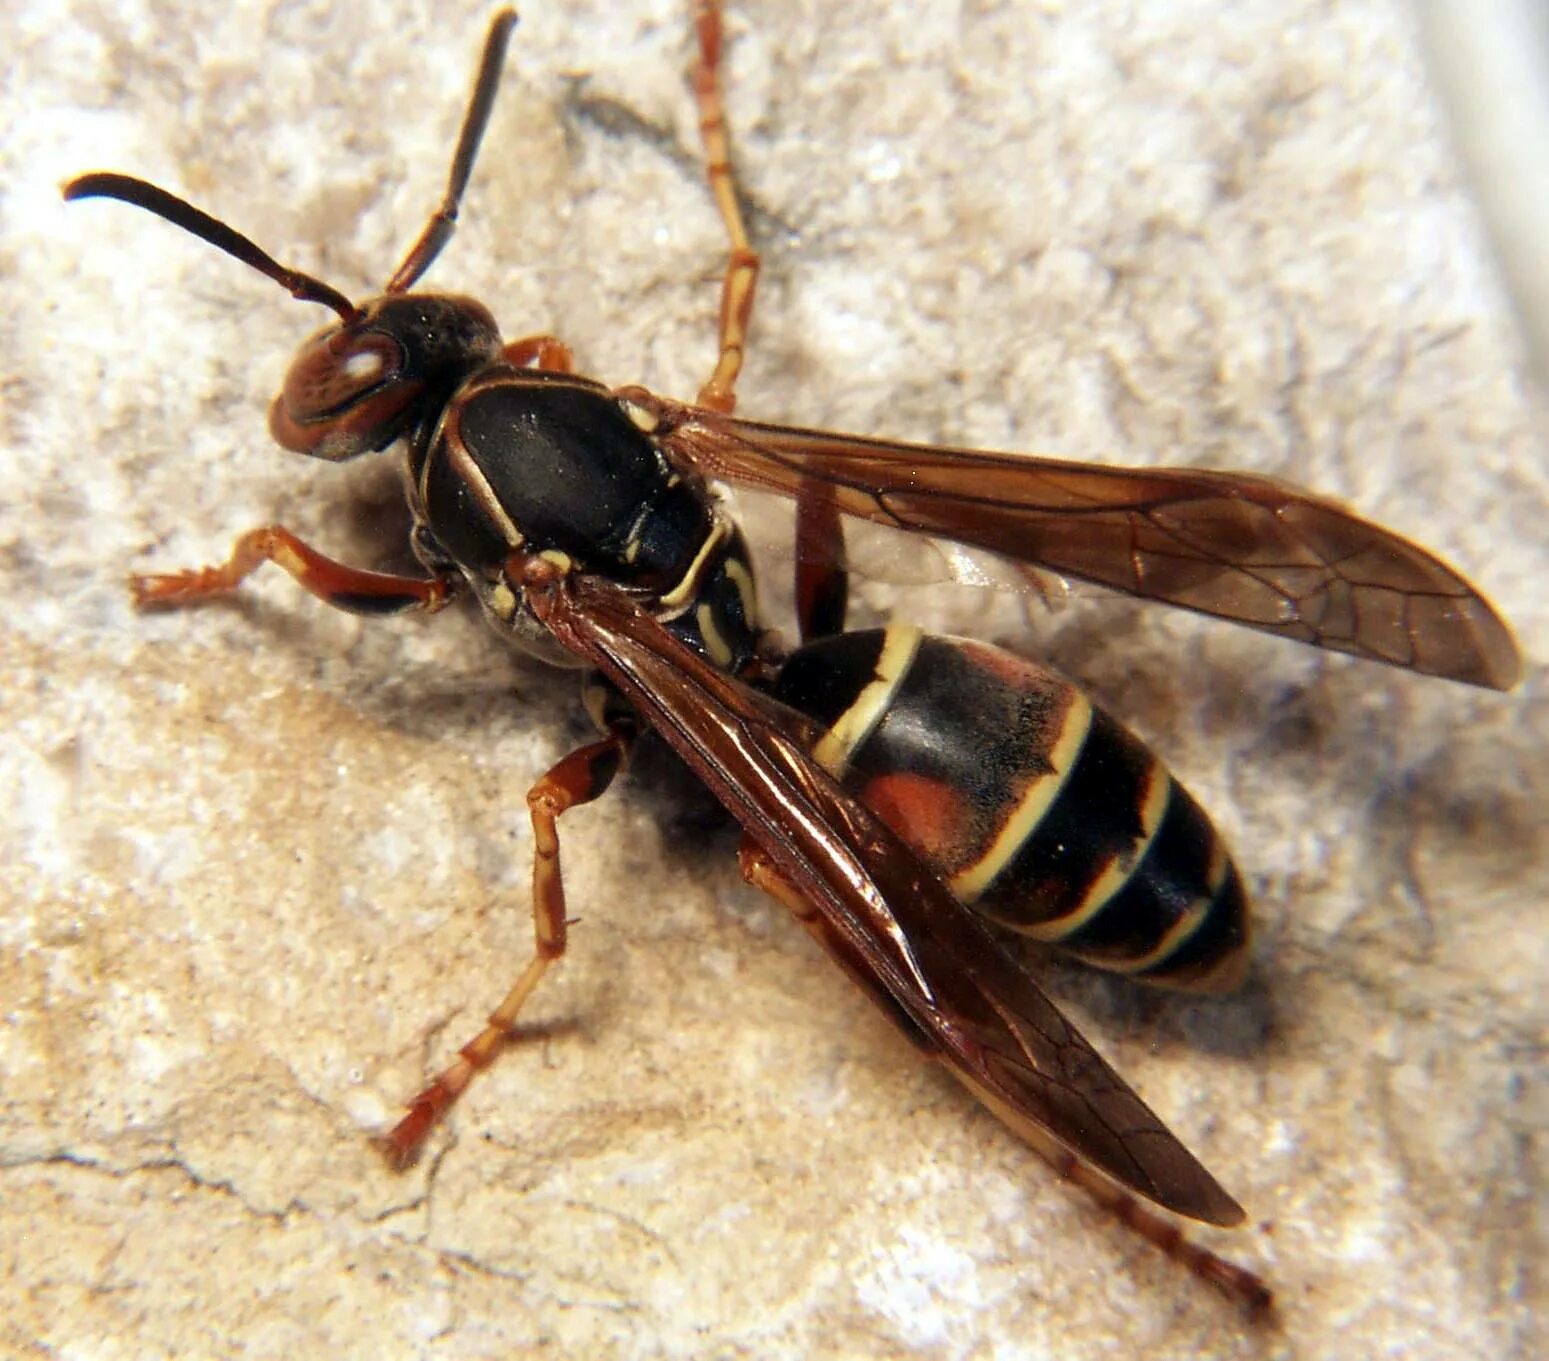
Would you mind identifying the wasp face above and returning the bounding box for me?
[270,294,501,460]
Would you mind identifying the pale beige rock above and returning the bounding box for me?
[4,1,1544,1358]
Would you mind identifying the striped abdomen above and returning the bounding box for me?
[771,625,1250,992]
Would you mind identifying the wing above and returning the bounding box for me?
[626,391,1519,689]
[522,560,1246,1226]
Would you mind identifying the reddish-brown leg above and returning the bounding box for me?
[131,524,458,616]
[380,723,636,1169]
[739,838,933,1048]
[502,334,576,372]
[693,3,841,636]
[691,0,761,414]
[794,482,849,643]
[738,838,1274,1319]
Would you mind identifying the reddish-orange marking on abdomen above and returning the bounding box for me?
[860,770,977,874]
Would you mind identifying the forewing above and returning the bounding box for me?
[646,399,1519,689]
[526,566,1245,1226]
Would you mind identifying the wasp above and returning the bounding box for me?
[65,3,1518,1313]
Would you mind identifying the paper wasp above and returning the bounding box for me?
[64,3,1518,1314]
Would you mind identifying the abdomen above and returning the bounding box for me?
[771,625,1250,992]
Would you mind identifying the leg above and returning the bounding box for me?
[739,838,932,1049]
[380,722,636,1169]
[502,334,575,372]
[131,525,458,616]
[1029,1132,1274,1318]
[738,837,1274,1317]
[793,482,849,643]
[691,0,761,414]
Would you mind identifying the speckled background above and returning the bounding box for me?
[4,2,1545,1357]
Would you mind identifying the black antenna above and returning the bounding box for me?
[385,9,519,293]
[64,172,361,323]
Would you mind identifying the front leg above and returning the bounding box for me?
[131,524,460,616]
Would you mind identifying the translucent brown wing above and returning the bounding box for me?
[525,562,1245,1226]
[627,392,1519,689]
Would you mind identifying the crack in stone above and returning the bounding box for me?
[1,1149,305,1225]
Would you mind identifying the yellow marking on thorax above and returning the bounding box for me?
[724,556,759,627]
[1016,762,1172,940]
[947,692,1095,904]
[487,580,518,620]
[621,398,660,432]
[812,624,922,776]
[659,520,729,609]
[445,441,526,547]
[696,603,736,668]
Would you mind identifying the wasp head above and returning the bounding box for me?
[269,294,501,460]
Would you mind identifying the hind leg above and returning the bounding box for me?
[380,719,636,1168]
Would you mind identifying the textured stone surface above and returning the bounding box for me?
[5,1,1544,1357]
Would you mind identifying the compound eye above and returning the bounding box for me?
[270,327,419,459]
[284,328,403,420]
